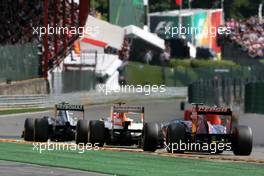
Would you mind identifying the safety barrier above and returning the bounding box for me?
[0,95,47,108]
[188,78,246,112]
[245,82,264,114]
[0,43,39,83]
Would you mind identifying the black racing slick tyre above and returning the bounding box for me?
[34,118,49,142]
[24,118,35,141]
[166,123,186,153]
[76,120,89,144]
[232,125,253,156]
[88,120,105,147]
[142,122,159,152]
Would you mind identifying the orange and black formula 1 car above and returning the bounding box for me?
[79,103,146,147]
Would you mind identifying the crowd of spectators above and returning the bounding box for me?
[46,0,79,61]
[225,16,264,58]
[0,0,79,60]
[0,0,42,45]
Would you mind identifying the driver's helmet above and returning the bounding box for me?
[184,109,192,121]
[57,110,68,123]
[205,114,222,125]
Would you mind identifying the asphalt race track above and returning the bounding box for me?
[0,160,108,176]
[0,99,264,175]
[0,99,183,139]
[0,99,263,146]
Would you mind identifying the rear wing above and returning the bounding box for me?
[193,107,232,115]
[112,105,144,113]
[55,103,84,112]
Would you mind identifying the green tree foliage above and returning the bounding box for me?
[224,0,263,19]
[91,0,109,20]
[149,0,175,12]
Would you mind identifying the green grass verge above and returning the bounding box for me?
[259,59,264,64]
[169,59,239,68]
[0,142,263,176]
[0,108,50,116]
[126,61,248,86]
[127,62,163,85]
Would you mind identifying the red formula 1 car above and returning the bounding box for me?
[142,103,253,155]
[184,106,225,125]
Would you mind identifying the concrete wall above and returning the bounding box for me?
[0,78,49,95]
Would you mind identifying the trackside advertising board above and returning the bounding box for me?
[149,9,223,53]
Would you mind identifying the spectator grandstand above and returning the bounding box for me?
[0,0,42,45]
[225,16,264,58]
[0,0,79,67]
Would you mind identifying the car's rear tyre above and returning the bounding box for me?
[88,120,105,147]
[34,118,49,142]
[24,118,35,141]
[76,120,89,144]
[166,123,186,153]
[232,125,252,156]
[142,122,159,152]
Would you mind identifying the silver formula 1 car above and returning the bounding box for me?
[22,102,85,142]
